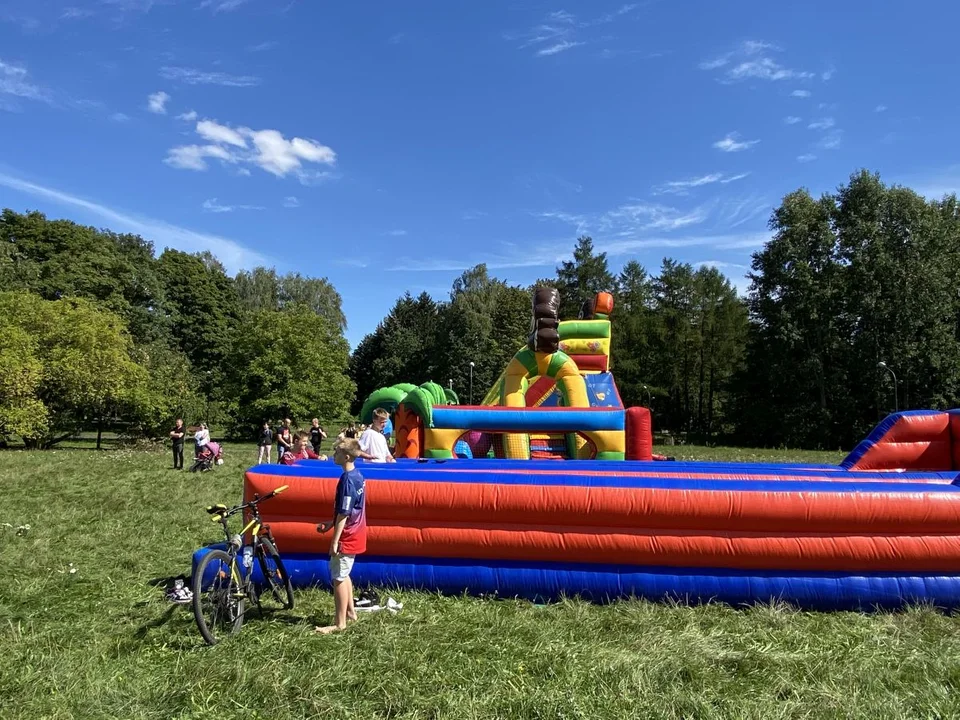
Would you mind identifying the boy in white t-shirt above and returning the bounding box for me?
[358,408,395,463]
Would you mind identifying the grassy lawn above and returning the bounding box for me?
[2,443,960,719]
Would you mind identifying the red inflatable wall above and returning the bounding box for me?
[625,406,652,460]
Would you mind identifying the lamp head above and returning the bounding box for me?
[878,361,887,368]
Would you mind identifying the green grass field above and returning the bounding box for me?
[3,443,960,719]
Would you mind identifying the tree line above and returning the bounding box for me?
[0,209,354,448]
[4,169,960,451]
[351,170,960,450]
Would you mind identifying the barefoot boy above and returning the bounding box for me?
[315,437,366,634]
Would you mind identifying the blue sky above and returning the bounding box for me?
[1,1,958,348]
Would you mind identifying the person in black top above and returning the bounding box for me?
[310,418,327,454]
[257,421,273,464]
[276,418,293,462]
[169,418,185,469]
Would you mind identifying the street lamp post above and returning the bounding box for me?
[641,384,652,407]
[469,361,475,406]
[878,361,899,412]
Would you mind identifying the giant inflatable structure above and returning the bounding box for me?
[193,289,960,611]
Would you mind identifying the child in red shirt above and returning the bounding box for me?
[314,437,366,634]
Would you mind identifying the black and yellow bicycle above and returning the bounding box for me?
[191,485,295,645]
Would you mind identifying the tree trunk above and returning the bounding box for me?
[97,416,103,451]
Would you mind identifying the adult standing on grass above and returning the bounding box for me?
[194,422,210,459]
[358,408,395,463]
[276,418,292,462]
[169,418,185,469]
[310,418,327,455]
[315,437,366,634]
[257,421,273,464]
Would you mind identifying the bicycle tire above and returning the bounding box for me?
[255,538,295,610]
[192,548,245,645]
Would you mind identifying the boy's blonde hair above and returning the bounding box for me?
[336,437,362,459]
[373,408,389,420]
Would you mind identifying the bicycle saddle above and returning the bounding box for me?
[205,504,228,515]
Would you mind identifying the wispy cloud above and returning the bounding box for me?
[202,198,264,213]
[177,110,197,122]
[246,41,277,52]
[165,117,337,183]
[807,117,834,130]
[147,90,169,114]
[110,112,130,122]
[388,32,405,45]
[822,66,836,81]
[0,171,268,273]
[791,89,811,98]
[700,41,815,83]
[713,132,759,152]
[654,172,750,196]
[875,104,887,113]
[0,59,53,107]
[784,116,802,125]
[506,4,640,58]
[462,209,488,220]
[816,130,842,150]
[283,195,300,208]
[797,153,817,163]
[159,66,260,87]
[538,40,585,56]
[388,231,771,273]
[384,229,408,236]
[61,7,94,20]
[199,0,250,12]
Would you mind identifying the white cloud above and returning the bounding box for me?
[816,130,843,150]
[202,198,264,213]
[199,0,250,12]
[165,117,337,182]
[797,153,817,163]
[110,112,130,122]
[822,66,835,81]
[388,33,405,45]
[713,132,759,152]
[507,5,638,57]
[654,172,749,195]
[700,41,814,83]
[385,229,408,236]
[538,41,585,56]
[0,171,268,273]
[147,90,169,114]
[283,196,300,208]
[177,110,198,121]
[159,66,260,87]
[246,41,278,52]
[791,89,811,98]
[197,119,247,147]
[807,117,835,130]
[784,116,802,125]
[61,7,94,20]
[0,59,52,105]
[875,104,887,113]
[462,209,487,220]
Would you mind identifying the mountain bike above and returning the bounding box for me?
[191,484,295,645]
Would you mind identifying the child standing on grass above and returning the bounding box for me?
[315,438,366,634]
[257,421,273,464]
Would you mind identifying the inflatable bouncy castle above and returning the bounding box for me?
[193,287,960,611]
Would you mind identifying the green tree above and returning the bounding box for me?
[236,267,346,330]
[229,304,355,435]
[349,291,442,412]
[0,209,169,345]
[611,260,654,409]
[555,236,616,319]
[157,249,242,397]
[0,292,147,448]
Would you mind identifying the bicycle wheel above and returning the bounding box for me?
[255,538,294,610]
[192,548,245,645]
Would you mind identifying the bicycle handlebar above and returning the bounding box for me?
[205,484,289,522]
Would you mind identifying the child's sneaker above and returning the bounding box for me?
[166,578,193,604]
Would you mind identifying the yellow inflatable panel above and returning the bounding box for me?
[558,337,610,356]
